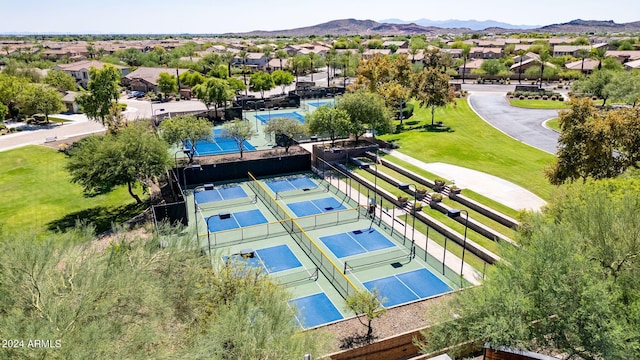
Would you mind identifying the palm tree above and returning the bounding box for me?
[577,48,589,74]
[516,49,526,84]
[537,50,551,88]
[238,50,248,96]
[461,45,471,84]
[325,49,336,87]
[222,51,234,80]
[591,46,607,71]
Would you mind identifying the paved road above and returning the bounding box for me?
[466,91,560,154]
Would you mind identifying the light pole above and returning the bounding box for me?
[151,104,165,128]
[447,208,469,277]
[182,164,202,196]
[358,163,378,228]
[195,183,215,253]
[398,183,417,250]
[174,148,192,167]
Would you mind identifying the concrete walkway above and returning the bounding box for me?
[384,149,546,211]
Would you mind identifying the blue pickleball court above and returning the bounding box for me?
[363,268,452,307]
[265,176,318,193]
[256,112,306,124]
[290,292,343,328]
[186,129,256,156]
[319,228,395,258]
[206,209,268,232]
[223,244,302,274]
[287,197,346,217]
[194,185,248,205]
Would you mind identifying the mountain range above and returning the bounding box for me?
[381,18,538,31]
[228,18,640,37]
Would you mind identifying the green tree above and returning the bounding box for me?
[411,66,455,126]
[160,114,212,161]
[0,103,8,120]
[573,70,614,105]
[590,46,608,71]
[179,71,205,87]
[336,90,394,140]
[0,73,29,117]
[226,77,246,98]
[603,70,640,106]
[460,44,472,84]
[43,69,77,92]
[157,72,178,100]
[417,177,640,359]
[275,49,289,70]
[192,77,235,119]
[306,105,351,146]
[76,64,122,129]
[66,122,171,203]
[0,226,329,359]
[249,71,274,99]
[271,70,294,95]
[18,84,65,123]
[545,98,640,184]
[221,120,256,158]
[477,59,510,77]
[263,117,307,152]
[344,289,387,342]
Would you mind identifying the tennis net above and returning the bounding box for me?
[294,207,361,231]
[343,247,415,275]
[273,267,319,286]
[275,184,329,200]
[196,194,258,212]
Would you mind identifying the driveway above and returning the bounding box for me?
[466,90,560,154]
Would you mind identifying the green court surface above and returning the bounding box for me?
[185,172,465,328]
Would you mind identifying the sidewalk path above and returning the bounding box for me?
[385,150,546,211]
[0,119,106,152]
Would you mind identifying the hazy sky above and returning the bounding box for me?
[2,0,639,34]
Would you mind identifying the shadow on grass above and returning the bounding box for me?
[47,202,147,234]
[421,124,454,132]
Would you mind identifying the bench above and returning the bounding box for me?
[44,136,57,143]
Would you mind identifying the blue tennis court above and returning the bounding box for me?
[206,209,267,232]
[194,185,248,205]
[256,112,306,124]
[363,268,452,307]
[308,100,334,108]
[287,197,346,217]
[319,228,395,258]
[265,176,317,193]
[187,129,256,156]
[290,292,343,328]
[224,244,302,273]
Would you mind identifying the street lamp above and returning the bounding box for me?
[398,183,417,248]
[358,162,378,228]
[447,208,469,277]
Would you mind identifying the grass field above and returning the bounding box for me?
[379,99,557,200]
[546,118,560,132]
[0,146,144,236]
[508,99,570,109]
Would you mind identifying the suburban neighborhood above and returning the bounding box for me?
[1,5,640,360]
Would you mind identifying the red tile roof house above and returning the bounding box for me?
[54,60,129,89]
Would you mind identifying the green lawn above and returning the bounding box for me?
[546,118,560,132]
[0,146,144,236]
[508,99,570,109]
[379,99,557,200]
[373,153,521,219]
[354,160,516,239]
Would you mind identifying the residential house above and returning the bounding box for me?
[122,67,192,93]
[54,60,130,89]
[552,45,591,58]
[606,50,640,63]
[362,49,392,59]
[267,58,290,71]
[458,58,484,76]
[624,58,640,70]
[469,47,502,59]
[62,91,79,113]
[382,40,408,49]
[564,58,600,74]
